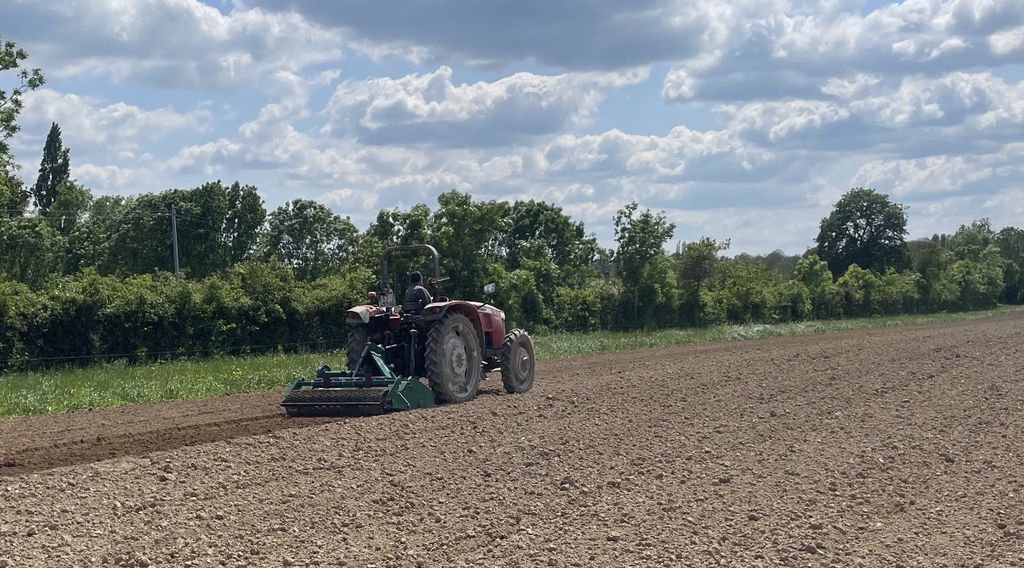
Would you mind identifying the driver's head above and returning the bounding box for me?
[410,271,423,285]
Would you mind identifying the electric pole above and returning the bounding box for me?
[170,204,180,278]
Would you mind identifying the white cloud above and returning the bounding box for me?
[323,66,650,147]
[0,0,343,90]
[74,163,147,190]
[852,143,1024,198]
[18,89,207,154]
[663,0,1024,103]
[243,0,707,69]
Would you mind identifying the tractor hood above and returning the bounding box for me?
[346,305,387,325]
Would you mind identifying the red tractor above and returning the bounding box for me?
[281,245,535,416]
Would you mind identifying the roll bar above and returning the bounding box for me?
[379,245,442,290]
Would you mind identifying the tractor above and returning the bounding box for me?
[281,244,535,416]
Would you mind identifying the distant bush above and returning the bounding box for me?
[0,262,372,373]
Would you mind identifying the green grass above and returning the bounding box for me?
[2,305,1021,417]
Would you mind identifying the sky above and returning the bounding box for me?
[2,0,1023,254]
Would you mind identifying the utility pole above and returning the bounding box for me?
[170,204,180,278]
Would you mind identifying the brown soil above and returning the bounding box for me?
[1,314,1023,567]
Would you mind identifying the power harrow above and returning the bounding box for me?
[280,343,435,416]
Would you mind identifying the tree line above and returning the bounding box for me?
[1,36,1022,372]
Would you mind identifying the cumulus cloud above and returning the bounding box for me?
[663,0,1024,103]
[243,0,706,69]
[322,66,650,147]
[17,89,207,155]
[0,0,342,90]
[852,143,1024,198]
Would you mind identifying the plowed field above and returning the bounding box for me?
[2,314,1023,567]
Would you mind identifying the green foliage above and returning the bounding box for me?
[0,261,372,374]
[676,237,729,325]
[702,260,778,323]
[430,190,509,299]
[816,187,910,276]
[1,166,1022,377]
[32,122,70,213]
[876,270,922,315]
[0,217,64,288]
[265,198,359,281]
[223,181,266,264]
[48,179,93,235]
[0,167,28,216]
[551,279,620,332]
[0,35,45,167]
[503,200,598,289]
[612,202,676,328]
[794,254,843,319]
[943,247,1004,310]
[995,227,1024,304]
[837,264,882,317]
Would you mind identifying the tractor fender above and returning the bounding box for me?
[422,301,485,346]
[345,305,381,325]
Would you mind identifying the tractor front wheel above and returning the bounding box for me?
[425,313,482,404]
[501,329,535,394]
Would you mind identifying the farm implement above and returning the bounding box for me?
[280,343,435,416]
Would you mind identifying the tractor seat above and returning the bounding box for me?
[402,300,426,315]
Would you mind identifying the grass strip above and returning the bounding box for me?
[2,305,1021,417]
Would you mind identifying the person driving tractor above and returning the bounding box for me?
[404,271,433,314]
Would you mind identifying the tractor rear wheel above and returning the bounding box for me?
[425,313,482,404]
[346,325,369,371]
[501,329,535,394]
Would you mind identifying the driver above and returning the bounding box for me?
[404,271,433,313]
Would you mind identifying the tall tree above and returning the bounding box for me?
[265,199,359,281]
[430,190,509,299]
[32,122,70,213]
[0,35,45,168]
[995,227,1024,304]
[676,237,729,324]
[503,201,598,273]
[223,181,266,264]
[613,202,676,327]
[816,187,910,276]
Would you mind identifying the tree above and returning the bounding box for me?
[0,35,45,168]
[676,237,729,325]
[613,202,676,327]
[949,219,995,261]
[265,199,359,281]
[816,188,910,276]
[49,179,92,235]
[33,122,70,213]
[223,181,266,264]
[430,191,509,299]
[0,217,64,287]
[0,167,28,217]
[794,253,843,318]
[995,227,1024,304]
[909,238,953,310]
[503,200,598,288]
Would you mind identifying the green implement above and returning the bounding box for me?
[280,343,435,417]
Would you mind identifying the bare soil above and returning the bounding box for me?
[1,314,1023,567]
